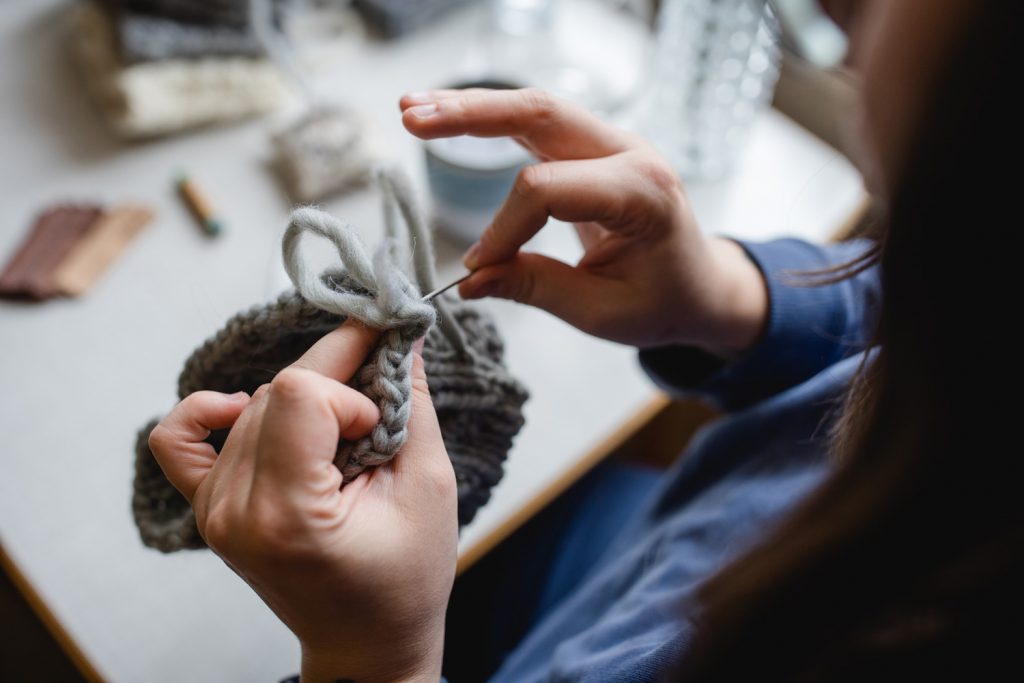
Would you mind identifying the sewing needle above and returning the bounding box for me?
[421,273,471,302]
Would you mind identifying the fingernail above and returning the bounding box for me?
[408,103,438,119]
[404,91,433,104]
[412,337,425,354]
[229,391,249,400]
[463,242,481,269]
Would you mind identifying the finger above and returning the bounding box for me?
[464,155,647,269]
[189,385,270,525]
[257,368,381,486]
[209,382,273,476]
[383,352,456,498]
[290,318,380,383]
[400,88,636,161]
[459,252,611,331]
[399,88,503,110]
[148,391,250,502]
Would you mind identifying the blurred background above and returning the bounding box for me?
[0,1,860,680]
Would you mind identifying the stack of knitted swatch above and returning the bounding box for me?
[73,0,290,137]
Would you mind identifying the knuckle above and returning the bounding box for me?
[147,423,172,455]
[449,92,472,120]
[426,458,457,501]
[634,154,682,196]
[410,388,436,431]
[513,164,547,199]
[510,264,537,304]
[244,503,322,563]
[411,358,432,397]
[476,225,503,260]
[521,87,558,122]
[245,503,288,549]
[198,506,232,550]
[411,374,432,398]
[269,367,313,397]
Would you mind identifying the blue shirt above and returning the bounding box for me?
[484,238,882,682]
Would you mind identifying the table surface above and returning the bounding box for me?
[0,1,864,681]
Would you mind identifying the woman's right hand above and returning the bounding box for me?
[401,88,768,355]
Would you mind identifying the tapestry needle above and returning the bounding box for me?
[421,273,471,302]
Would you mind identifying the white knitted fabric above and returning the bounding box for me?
[73,3,290,138]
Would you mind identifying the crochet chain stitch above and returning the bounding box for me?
[281,207,436,478]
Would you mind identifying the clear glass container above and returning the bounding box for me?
[638,0,781,180]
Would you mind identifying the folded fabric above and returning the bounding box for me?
[100,0,253,27]
[273,106,375,202]
[51,205,153,296]
[115,12,263,63]
[73,2,290,138]
[0,204,153,300]
[0,205,102,300]
[133,168,529,552]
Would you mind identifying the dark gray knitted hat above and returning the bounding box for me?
[133,168,528,552]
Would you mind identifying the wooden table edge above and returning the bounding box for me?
[0,542,107,683]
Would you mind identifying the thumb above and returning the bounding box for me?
[386,348,456,498]
[459,252,602,327]
[148,390,251,502]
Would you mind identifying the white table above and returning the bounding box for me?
[0,1,864,681]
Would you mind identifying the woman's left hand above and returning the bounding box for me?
[148,320,458,683]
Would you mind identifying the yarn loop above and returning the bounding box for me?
[283,207,435,336]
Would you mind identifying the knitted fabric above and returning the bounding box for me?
[273,107,375,202]
[74,3,289,138]
[98,0,265,63]
[133,169,528,552]
[101,0,253,27]
[115,13,264,63]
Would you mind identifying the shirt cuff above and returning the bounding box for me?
[640,238,856,410]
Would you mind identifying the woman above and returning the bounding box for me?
[147,0,1020,680]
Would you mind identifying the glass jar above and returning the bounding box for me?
[638,0,781,180]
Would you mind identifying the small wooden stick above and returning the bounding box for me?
[176,173,224,236]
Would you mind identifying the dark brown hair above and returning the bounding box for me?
[677,2,1022,679]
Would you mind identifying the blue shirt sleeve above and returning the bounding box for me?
[639,238,881,411]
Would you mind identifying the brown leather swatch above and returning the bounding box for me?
[0,205,103,299]
[52,205,153,297]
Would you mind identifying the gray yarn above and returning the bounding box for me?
[116,14,264,63]
[282,206,436,476]
[133,167,528,552]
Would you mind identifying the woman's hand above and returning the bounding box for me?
[401,88,768,355]
[148,322,457,683]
